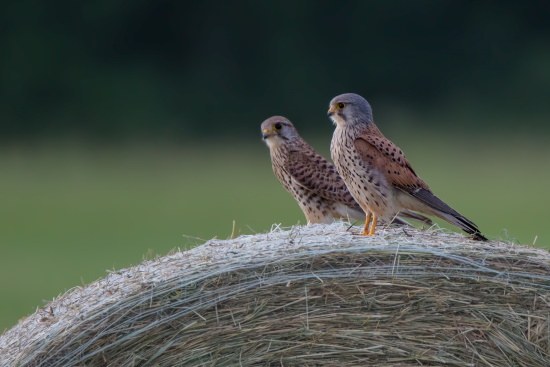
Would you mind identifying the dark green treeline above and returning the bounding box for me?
[1,1,548,140]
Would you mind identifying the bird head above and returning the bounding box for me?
[261,116,299,149]
[327,93,373,127]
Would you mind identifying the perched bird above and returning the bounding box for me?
[261,116,433,226]
[328,93,487,241]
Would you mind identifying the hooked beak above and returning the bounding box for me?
[262,129,272,140]
[327,106,335,117]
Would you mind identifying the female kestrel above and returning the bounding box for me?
[261,116,433,226]
[328,93,487,241]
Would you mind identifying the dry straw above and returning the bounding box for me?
[1,223,550,366]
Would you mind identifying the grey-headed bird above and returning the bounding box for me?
[327,93,487,240]
[261,116,433,226]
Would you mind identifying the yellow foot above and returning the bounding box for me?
[353,212,376,236]
[369,215,377,235]
[354,231,373,236]
[363,213,372,234]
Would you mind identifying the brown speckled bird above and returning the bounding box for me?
[261,116,433,226]
[328,93,487,241]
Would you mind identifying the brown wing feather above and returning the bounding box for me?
[286,148,361,211]
[354,128,487,240]
[354,127,429,191]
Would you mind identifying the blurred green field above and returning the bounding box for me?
[1,133,549,331]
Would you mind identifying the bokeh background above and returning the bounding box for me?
[1,0,549,331]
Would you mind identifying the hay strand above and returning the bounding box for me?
[1,223,550,366]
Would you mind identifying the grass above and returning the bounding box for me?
[0,133,548,331]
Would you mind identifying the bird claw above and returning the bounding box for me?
[354,231,373,236]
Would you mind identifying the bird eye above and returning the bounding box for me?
[337,102,346,109]
[274,123,283,130]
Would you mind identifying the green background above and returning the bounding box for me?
[1,1,549,331]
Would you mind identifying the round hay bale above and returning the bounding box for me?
[1,224,550,366]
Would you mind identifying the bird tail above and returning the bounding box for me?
[405,188,488,241]
[434,211,487,241]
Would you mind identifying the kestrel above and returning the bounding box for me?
[328,93,487,241]
[261,116,433,226]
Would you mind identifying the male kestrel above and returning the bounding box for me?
[261,116,433,226]
[328,93,487,241]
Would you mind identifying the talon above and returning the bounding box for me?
[359,213,376,236]
[356,230,372,236]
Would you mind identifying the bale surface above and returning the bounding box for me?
[1,224,550,367]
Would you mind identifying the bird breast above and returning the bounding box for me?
[270,147,291,188]
[331,127,394,219]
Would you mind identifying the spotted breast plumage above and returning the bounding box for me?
[261,116,433,226]
[328,93,487,240]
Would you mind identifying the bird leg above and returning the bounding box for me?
[369,215,377,235]
[360,213,372,236]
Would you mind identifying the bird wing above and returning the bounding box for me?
[354,128,461,213]
[354,128,485,238]
[286,148,361,211]
[354,127,429,192]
